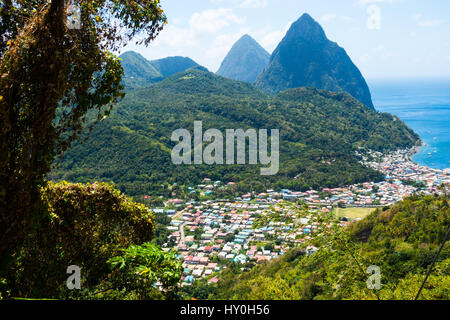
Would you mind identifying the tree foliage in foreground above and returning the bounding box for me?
[99,243,183,300]
[2,182,158,299]
[0,0,166,275]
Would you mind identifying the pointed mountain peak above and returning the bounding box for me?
[216,34,270,83]
[120,51,144,58]
[288,13,327,42]
[236,34,257,44]
[255,13,374,109]
[298,12,315,22]
[229,34,267,53]
[239,34,252,40]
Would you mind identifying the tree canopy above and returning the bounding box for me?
[0,0,166,274]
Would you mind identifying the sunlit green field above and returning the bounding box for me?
[334,207,376,220]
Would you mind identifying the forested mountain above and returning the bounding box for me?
[150,56,199,78]
[216,34,270,83]
[207,194,450,300]
[49,67,419,197]
[255,13,375,109]
[119,51,199,89]
[119,51,164,89]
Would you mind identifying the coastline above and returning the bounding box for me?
[410,139,449,170]
[371,78,450,171]
[408,143,424,162]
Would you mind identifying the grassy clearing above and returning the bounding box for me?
[334,207,376,220]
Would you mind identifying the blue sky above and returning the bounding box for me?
[121,0,450,79]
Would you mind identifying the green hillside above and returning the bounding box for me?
[150,56,199,78]
[119,51,200,89]
[49,67,420,197]
[207,194,450,300]
[119,51,164,89]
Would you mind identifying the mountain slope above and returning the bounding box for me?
[149,66,267,98]
[50,68,419,197]
[255,13,375,109]
[119,51,163,89]
[150,56,199,78]
[216,35,270,83]
[119,51,200,89]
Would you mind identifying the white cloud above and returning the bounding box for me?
[148,8,246,49]
[373,44,392,61]
[340,16,354,22]
[320,14,353,24]
[366,5,382,30]
[320,14,337,23]
[358,0,400,6]
[358,53,371,64]
[259,30,284,52]
[240,0,268,8]
[121,8,246,71]
[189,8,246,34]
[257,21,292,53]
[147,25,197,49]
[374,44,385,52]
[206,28,251,69]
[410,13,422,21]
[357,44,392,65]
[358,0,382,5]
[417,19,445,28]
[170,17,183,25]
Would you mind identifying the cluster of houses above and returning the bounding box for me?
[278,181,416,207]
[279,149,449,207]
[158,201,344,285]
[187,178,234,197]
[362,149,449,194]
[152,148,449,286]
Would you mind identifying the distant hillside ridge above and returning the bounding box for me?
[150,56,199,78]
[119,51,200,89]
[50,67,419,197]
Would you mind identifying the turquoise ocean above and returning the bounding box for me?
[369,79,450,170]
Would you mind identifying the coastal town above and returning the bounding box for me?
[153,148,449,286]
[168,200,338,286]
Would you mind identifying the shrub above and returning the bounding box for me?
[7,182,155,299]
